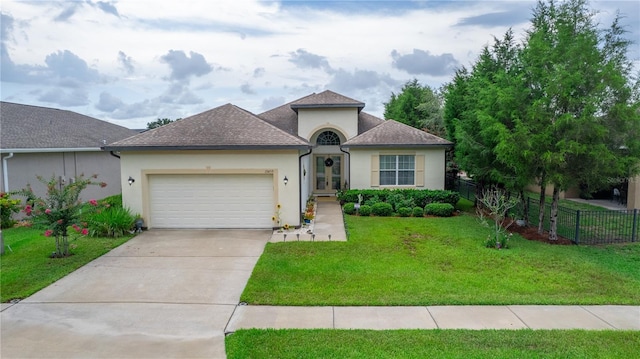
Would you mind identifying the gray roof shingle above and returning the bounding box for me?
[259,93,383,136]
[104,103,310,151]
[290,90,364,111]
[0,102,137,150]
[343,120,453,147]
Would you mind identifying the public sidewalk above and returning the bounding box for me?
[226,305,640,332]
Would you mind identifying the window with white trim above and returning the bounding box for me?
[380,155,415,186]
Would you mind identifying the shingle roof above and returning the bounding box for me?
[104,103,310,151]
[259,93,383,136]
[358,112,385,134]
[290,90,364,111]
[258,101,299,135]
[0,101,137,150]
[342,120,453,147]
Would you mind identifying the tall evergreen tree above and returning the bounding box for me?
[445,0,640,240]
[384,79,446,136]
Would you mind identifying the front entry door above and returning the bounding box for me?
[315,155,342,194]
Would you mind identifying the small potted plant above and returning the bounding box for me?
[303,210,314,223]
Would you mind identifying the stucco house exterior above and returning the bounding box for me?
[104,91,452,229]
[0,101,138,200]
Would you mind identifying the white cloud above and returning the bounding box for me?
[1,0,638,127]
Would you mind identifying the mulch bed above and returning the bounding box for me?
[508,222,574,245]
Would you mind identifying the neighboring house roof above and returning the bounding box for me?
[0,101,137,152]
[104,103,311,151]
[343,119,453,148]
[290,90,365,112]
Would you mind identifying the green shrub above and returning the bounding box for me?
[343,202,356,215]
[0,192,21,229]
[412,207,424,217]
[364,195,382,207]
[337,189,459,208]
[425,203,455,217]
[85,207,136,238]
[387,193,415,211]
[358,205,372,216]
[371,202,393,217]
[397,207,412,217]
[100,194,123,208]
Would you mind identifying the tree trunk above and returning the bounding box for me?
[537,183,546,234]
[549,186,560,241]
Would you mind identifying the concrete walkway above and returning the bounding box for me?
[565,198,628,211]
[226,305,640,331]
[270,196,347,242]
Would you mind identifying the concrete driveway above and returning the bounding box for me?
[1,229,270,359]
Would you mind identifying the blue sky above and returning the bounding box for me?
[1,0,638,129]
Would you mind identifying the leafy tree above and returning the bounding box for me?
[14,175,105,257]
[146,118,180,129]
[444,0,640,240]
[519,0,640,240]
[384,79,446,136]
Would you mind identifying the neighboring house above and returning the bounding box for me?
[104,90,452,229]
[0,102,138,201]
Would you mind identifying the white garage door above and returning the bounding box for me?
[148,174,274,229]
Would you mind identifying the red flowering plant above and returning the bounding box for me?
[13,174,106,258]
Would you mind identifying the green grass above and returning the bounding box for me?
[241,214,640,305]
[226,329,640,359]
[1,226,133,302]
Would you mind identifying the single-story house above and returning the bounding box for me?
[0,101,138,200]
[104,90,452,229]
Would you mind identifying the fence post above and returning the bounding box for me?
[632,209,638,243]
[574,210,581,244]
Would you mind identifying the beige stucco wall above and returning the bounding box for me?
[628,175,640,210]
[0,151,122,201]
[297,108,358,141]
[119,150,301,227]
[348,147,446,190]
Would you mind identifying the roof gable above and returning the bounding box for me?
[105,103,310,151]
[0,101,137,150]
[290,90,364,111]
[343,120,452,147]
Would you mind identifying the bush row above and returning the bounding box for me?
[343,202,454,217]
[337,189,459,208]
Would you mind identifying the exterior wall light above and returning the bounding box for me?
[283,176,288,186]
[128,176,135,186]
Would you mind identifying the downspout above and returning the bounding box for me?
[2,152,14,193]
[340,146,350,190]
[109,151,120,159]
[298,147,313,217]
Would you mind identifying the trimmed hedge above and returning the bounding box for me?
[359,205,372,216]
[424,203,455,217]
[338,189,459,207]
[343,202,356,215]
[371,202,393,216]
[412,207,424,217]
[397,207,412,217]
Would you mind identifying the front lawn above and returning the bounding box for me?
[226,329,640,359]
[241,214,640,305]
[1,227,133,302]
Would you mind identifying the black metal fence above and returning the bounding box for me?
[454,178,639,245]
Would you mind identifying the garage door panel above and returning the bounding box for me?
[149,174,274,229]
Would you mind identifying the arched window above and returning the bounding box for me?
[316,131,341,145]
